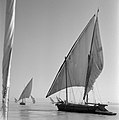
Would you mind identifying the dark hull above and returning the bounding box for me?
[20,102,25,105]
[56,103,116,115]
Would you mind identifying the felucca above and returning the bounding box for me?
[46,11,116,115]
[17,78,35,105]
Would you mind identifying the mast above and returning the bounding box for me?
[86,94,88,103]
[83,17,95,101]
[83,10,102,101]
[65,57,68,104]
[83,54,92,101]
[83,15,96,101]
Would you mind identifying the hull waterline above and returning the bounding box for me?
[56,103,116,115]
[20,102,25,105]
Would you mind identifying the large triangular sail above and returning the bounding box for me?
[2,0,16,119]
[46,15,95,98]
[18,78,33,101]
[83,15,103,100]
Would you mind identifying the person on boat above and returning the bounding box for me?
[56,96,64,103]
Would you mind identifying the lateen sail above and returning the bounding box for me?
[2,0,16,119]
[46,15,95,98]
[18,78,33,101]
[83,16,103,99]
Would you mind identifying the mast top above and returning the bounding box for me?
[96,9,99,17]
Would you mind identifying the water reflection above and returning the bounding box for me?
[8,101,119,120]
[19,105,30,120]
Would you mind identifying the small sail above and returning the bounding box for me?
[18,78,33,101]
[14,98,18,103]
[31,95,35,104]
[83,15,103,99]
[46,15,95,98]
[2,0,16,119]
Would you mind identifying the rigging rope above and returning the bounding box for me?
[92,89,96,103]
[95,82,102,103]
[67,67,76,103]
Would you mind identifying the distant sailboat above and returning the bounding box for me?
[46,11,116,115]
[18,78,34,105]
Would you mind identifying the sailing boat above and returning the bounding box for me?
[18,78,33,105]
[46,11,116,115]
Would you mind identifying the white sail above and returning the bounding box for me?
[2,0,16,119]
[18,78,33,101]
[46,15,95,98]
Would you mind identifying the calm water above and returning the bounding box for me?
[0,99,119,120]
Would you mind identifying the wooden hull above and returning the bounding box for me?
[56,103,116,115]
[20,102,25,105]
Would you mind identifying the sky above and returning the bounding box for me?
[0,0,118,103]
